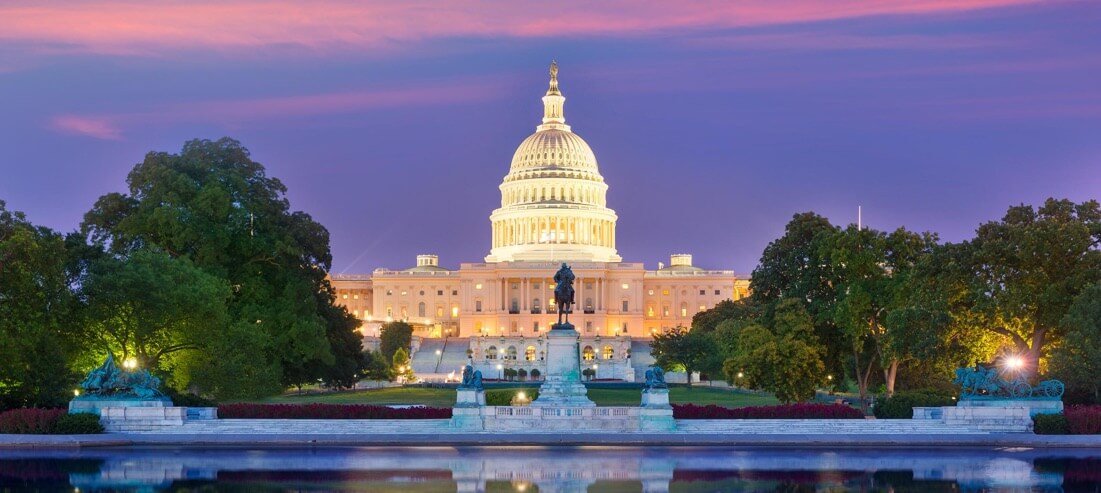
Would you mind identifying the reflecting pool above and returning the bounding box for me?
[1,446,1099,492]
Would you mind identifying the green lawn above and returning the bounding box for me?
[262,385,778,408]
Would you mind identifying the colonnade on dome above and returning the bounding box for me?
[491,216,615,249]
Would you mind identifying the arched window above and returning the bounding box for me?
[510,298,519,313]
[532,298,541,314]
[603,345,614,360]
[418,302,426,318]
[585,298,593,313]
[525,346,536,361]
[507,346,518,360]
[582,346,595,361]
[486,346,497,360]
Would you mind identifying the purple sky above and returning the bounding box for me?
[1,1,1098,275]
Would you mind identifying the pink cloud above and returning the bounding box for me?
[50,115,124,140]
[0,0,1041,56]
[47,76,507,139]
[686,31,1006,51]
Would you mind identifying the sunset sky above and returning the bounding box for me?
[1,1,1098,274]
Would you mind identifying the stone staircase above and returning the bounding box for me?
[410,339,447,375]
[629,339,655,379]
[144,419,454,434]
[675,419,995,434]
[437,339,472,375]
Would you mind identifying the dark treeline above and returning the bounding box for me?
[0,138,369,409]
[654,202,1101,406]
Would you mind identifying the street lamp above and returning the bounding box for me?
[497,363,503,381]
[593,364,599,380]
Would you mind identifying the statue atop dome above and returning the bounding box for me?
[547,60,560,95]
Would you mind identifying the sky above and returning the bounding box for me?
[1,1,1098,275]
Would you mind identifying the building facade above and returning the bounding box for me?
[330,64,749,379]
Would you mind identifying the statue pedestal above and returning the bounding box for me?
[532,325,594,407]
[455,388,485,407]
[639,389,675,431]
[957,398,1063,416]
[69,397,171,415]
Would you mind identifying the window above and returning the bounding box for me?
[342,294,348,300]
[621,283,629,289]
[533,283,540,290]
[526,346,536,361]
[603,345,614,360]
[622,322,628,333]
[418,302,426,318]
[438,290,443,296]
[510,298,519,313]
[452,290,458,296]
[353,294,359,300]
[585,321,593,333]
[486,346,497,360]
[400,307,407,318]
[475,300,482,312]
[507,346,518,360]
[648,289,654,296]
[584,298,594,313]
[386,307,393,317]
[510,321,517,333]
[647,306,654,317]
[401,291,407,296]
[663,305,670,317]
[582,346,595,361]
[436,306,444,317]
[451,305,459,317]
[475,283,483,290]
[662,289,669,296]
[512,283,519,290]
[700,289,705,295]
[386,290,393,296]
[533,321,540,332]
[420,290,425,296]
[700,305,706,312]
[622,300,629,312]
[532,298,541,314]
[680,302,688,317]
[714,289,720,295]
[352,310,358,317]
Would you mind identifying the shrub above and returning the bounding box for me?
[674,403,865,420]
[53,413,104,434]
[874,390,956,419]
[218,403,451,419]
[485,389,539,406]
[530,369,541,380]
[1066,406,1101,434]
[165,388,217,408]
[0,408,66,434]
[1034,413,1069,435]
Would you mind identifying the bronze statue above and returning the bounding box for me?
[553,263,575,327]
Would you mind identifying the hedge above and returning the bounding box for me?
[674,403,865,419]
[218,403,451,419]
[1033,413,1069,435]
[1066,406,1101,434]
[874,390,956,419]
[485,389,540,406]
[0,409,103,434]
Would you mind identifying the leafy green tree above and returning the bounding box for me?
[750,212,844,378]
[824,225,937,398]
[726,299,823,402]
[650,327,720,387]
[0,202,81,409]
[81,138,362,394]
[691,299,759,333]
[723,299,824,402]
[1051,283,1101,402]
[361,350,390,382]
[82,248,230,373]
[379,321,413,363]
[953,199,1101,371]
[391,347,412,382]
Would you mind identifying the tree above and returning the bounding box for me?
[517,368,528,381]
[824,225,937,398]
[81,248,230,373]
[750,212,845,377]
[0,202,81,409]
[361,350,390,382]
[650,327,720,387]
[379,321,413,364]
[391,347,412,382]
[723,299,825,403]
[691,299,759,334]
[954,199,1101,371]
[81,138,362,395]
[1050,283,1101,403]
[530,368,541,380]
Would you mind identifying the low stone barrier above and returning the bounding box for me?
[99,407,217,432]
[451,405,675,432]
[913,406,1032,433]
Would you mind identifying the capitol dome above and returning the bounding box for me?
[485,62,621,263]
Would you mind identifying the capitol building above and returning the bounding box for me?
[331,64,749,380]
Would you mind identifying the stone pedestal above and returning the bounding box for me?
[639,389,675,431]
[532,325,594,407]
[456,388,486,407]
[451,388,486,429]
[69,397,171,415]
[957,398,1063,416]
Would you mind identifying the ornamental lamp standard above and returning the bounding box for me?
[593,363,599,380]
[497,363,504,380]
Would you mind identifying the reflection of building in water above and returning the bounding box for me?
[28,448,1078,493]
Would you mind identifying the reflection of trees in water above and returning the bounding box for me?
[1038,457,1101,491]
[0,458,103,487]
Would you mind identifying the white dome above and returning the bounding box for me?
[486,62,621,264]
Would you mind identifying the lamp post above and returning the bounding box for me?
[497,363,503,381]
[593,363,599,380]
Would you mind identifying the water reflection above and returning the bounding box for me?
[0,447,1097,492]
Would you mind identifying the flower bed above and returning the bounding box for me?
[674,403,865,420]
[1066,406,1101,434]
[218,403,452,419]
[0,408,103,434]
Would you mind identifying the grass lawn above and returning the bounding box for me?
[262,385,778,408]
